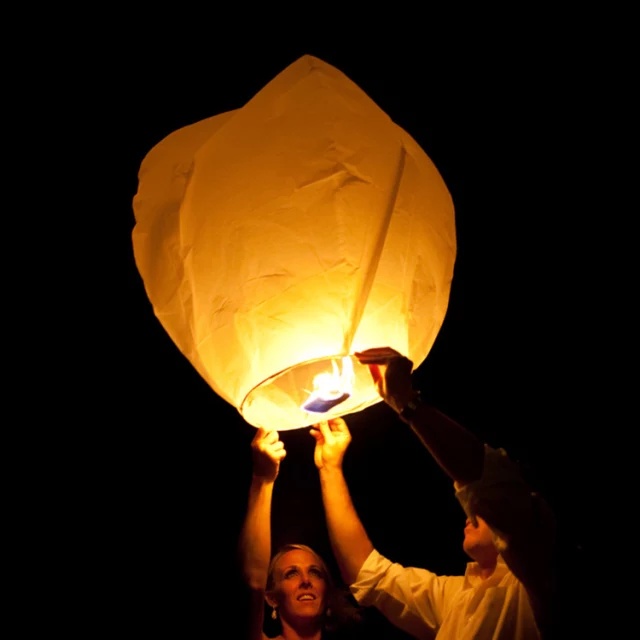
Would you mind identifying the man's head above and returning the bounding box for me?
[462,516,499,565]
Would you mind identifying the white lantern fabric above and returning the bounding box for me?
[132,55,456,431]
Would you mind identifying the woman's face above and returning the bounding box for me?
[269,548,328,622]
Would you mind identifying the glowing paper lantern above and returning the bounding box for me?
[132,55,456,431]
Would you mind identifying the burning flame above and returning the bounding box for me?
[301,357,354,413]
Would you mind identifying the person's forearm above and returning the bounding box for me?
[318,466,373,585]
[239,476,274,590]
[402,400,485,486]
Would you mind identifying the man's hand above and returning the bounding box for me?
[309,418,352,470]
[354,347,415,414]
[251,427,286,482]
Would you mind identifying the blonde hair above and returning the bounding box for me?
[267,543,331,591]
[265,543,362,635]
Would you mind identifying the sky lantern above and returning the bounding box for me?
[132,55,456,431]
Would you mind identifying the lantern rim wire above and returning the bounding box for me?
[239,352,382,430]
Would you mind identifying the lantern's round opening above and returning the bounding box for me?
[240,354,382,430]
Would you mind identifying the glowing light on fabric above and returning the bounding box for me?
[132,55,456,430]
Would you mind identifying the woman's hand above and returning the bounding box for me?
[310,417,352,470]
[251,427,286,482]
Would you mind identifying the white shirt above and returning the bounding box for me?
[349,446,554,639]
[351,550,541,640]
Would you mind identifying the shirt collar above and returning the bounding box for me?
[464,555,509,586]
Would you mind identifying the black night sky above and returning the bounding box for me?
[72,23,609,637]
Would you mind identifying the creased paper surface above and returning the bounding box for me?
[132,55,456,430]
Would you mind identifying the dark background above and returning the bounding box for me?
[59,22,609,637]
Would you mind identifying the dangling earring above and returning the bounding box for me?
[271,606,278,620]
